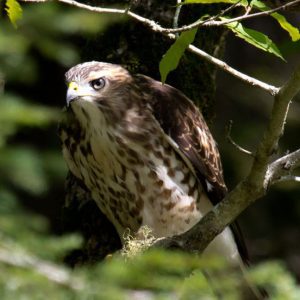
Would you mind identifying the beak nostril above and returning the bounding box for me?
[66,82,79,106]
[68,81,79,91]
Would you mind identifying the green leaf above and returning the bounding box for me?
[184,0,248,6]
[251,0,300,42]
[5,0,23,28]
[159,28,197,83]
[223,19,284,60]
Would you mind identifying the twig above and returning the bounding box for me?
[244,4,252,16]
[200,0,243,26]
[273,175,300,184]
[205,0,300,27]
[186,42,279,95]
[226,120,254,157]
[157,0,300,32]
[171,0,243,31]
[173,0,182,38]
[173,0,182,29]
[125,0,137,13]
[19,0,280,96]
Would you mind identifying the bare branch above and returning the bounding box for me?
[177,0,243,30]
[157,0,300,33]
[186,43,279,95]
[226,120,254,157]
[202,0,244,24]
[205,0,300,27]
[273,175,300,183]
[173,0,182,33]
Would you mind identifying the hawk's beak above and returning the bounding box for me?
[66,82,80,106]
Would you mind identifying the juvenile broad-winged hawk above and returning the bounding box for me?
[59,61,247,266]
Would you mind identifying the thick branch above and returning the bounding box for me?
[20,0,279,95]
[155,64,300,252]
[252,63,300,188]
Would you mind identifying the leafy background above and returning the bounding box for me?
[1,0,300,298]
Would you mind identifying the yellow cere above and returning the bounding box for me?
[68,81,79,91]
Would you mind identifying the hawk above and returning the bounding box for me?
[59,61,247,266]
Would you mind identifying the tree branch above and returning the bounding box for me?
[273,175,300,183]
[266,149,300,184]
[185,42,279,95]
[166,0,300,32]
[173,0,182,34]
[20,0,280,95]
[154,64,300,252]
[226,120,254,157]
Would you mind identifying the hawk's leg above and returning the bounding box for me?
[62,172,121,266]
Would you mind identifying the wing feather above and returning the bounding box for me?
[136,74,226,203]
[135,74,249,262]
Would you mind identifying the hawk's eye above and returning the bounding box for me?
[90,77,105,90]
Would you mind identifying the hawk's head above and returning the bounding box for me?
[65,61,136,116]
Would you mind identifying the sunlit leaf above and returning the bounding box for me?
[184,0,248,5]
[223,19,284,60]
[5,0,23,28]
[159,28,197,83]
[251,0,300,42]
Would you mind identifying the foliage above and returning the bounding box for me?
[222,18,284,60]
[1,203,300,299]
[159,28,198,83]
[250,0,300,42]
[5,0,22,28]
[160,0,299,81]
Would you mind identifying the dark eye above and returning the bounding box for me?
[90,77,105,90]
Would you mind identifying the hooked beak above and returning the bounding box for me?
[66,82,80,107]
